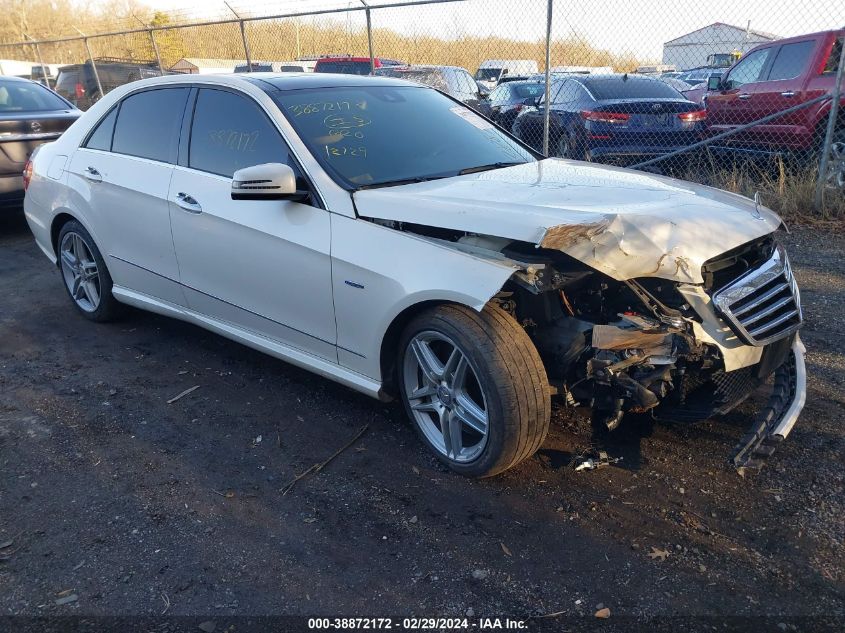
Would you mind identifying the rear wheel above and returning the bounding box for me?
[397,303,551,477]
[57,220,121,322]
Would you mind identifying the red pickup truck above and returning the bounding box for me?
[701,29,843,156]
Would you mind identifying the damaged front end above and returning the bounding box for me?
[487,234,805,473]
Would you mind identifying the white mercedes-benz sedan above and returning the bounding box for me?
[24,73,806,477]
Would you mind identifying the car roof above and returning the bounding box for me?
[114,72,425,92]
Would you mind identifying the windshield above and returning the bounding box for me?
[274,86,534,188]
[315,61,372,75]
[582,77,683,100]
[475,68,502,81]
[0,80,70,112]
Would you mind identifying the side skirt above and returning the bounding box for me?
[111,285,387,402]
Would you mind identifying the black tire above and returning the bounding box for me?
[397,303,551,477]
[57,220,122,322]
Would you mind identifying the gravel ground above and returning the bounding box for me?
[0,210,843,631]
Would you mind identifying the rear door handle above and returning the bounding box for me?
[738,93,751,100]
[83,166,102,182]
[780,90,796,97]
[174,192,202,214]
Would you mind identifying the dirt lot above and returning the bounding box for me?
[1,210,843,631]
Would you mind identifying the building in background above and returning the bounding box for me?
[662,23,779,70]
[169,58,246,74]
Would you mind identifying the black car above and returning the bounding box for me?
[0,77,80,207]
[477,80,546,131]
[512,74,705,164]
[55,58,162,110]
[374,65,483,109]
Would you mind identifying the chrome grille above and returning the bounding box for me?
[712,245,802,347]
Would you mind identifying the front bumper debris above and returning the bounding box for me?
[732,335,807,474]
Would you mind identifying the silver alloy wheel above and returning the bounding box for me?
[403,331,489,463]
[60,231,101,312]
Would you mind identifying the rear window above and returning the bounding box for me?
[582,77,682,100]
[767,41,815,81]
[85,107,118,151]
[0,80,70,112]
[512,83,545,98]
[315,61,372,75]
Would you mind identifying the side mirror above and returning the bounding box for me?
[523,97,536,106]
[231,163,308,201]
[533,97,542,107]
[707,75,722,91]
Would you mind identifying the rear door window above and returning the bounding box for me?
[552,80,582,105]
[111,88,189,163]
[822,37,843,74]
[767,41,815,81]
[84,107,118,151]
[189,88,290,178]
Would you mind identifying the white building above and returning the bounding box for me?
[169,58,246,74]
[662,23,779,70]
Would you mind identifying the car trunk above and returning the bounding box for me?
[0,110,79,176]
[586,99,703,147]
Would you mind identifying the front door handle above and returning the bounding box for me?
[738,93,751,100]
[780,90,796,97]
[83,166,102,182]
[174,192,202,214]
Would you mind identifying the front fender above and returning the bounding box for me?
[329,214,518,381]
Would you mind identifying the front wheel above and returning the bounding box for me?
[397,303,551,477]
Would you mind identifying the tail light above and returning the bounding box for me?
[678,110,707,122]
[75,82,85,99]
[23,159,33,192]
[513,103,524,113]
[581,110,630,124]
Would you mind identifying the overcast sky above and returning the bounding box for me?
[142,0,842,60]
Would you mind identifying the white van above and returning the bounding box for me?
[474,59,539,89]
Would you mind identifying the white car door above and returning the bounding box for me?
[168,87,336,362]
[65,87,190,306]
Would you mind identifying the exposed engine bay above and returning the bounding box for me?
[372,217,805,472]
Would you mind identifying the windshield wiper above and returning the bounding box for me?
[355,175,450,190]
[458,161,525,176]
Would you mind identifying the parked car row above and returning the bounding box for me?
[510,74,706,164]
[3,27,842,209]
[22,71,807,476]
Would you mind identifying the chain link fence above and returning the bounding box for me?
[1,0,843,215]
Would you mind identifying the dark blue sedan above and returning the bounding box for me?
[512,74,706,165]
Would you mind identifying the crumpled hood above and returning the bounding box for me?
[353,159,781,284]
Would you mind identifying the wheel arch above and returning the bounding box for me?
[50,211,82,263]
[378,298,473,399]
